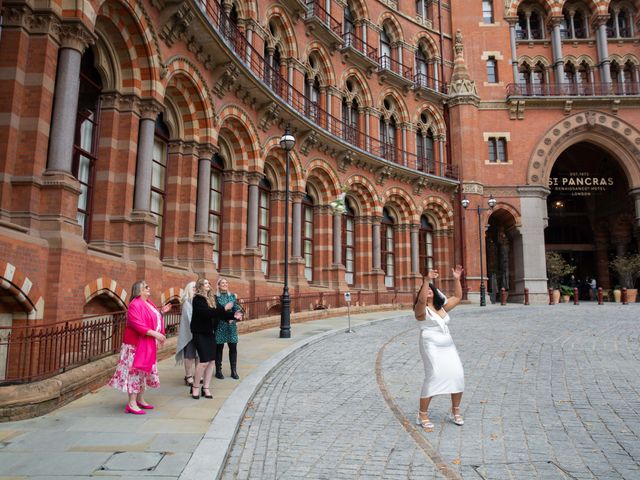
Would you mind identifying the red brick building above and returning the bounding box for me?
[0,0,638,341]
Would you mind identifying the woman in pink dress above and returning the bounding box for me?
[108,280,171,414]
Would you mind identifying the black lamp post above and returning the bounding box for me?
[461,194,497,306]
[279,126,295,338]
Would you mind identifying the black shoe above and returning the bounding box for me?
[190,385,200,399]
[215,371,224,379]
[184,375,194,387]
[201,386,213,399]
[231,370,239,380]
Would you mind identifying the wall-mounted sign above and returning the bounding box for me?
[548,171,613,196]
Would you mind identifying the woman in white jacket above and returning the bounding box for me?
[175,281,197,387]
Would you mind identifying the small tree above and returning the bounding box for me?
[609,253,640,289]
[546,252,576,289]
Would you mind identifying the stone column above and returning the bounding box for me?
[246,178,260,249]
[410,225,420,274]
[550,17,565,83]
[333,212,342,265]
[507,18,519,82]
[631,188,640,228]
[372,219,382,270]
[195,148,214,234]
[514,186,550,303]
[401,124,408,166]
[292,193,303,259]
[133,101,162,212]
[594,16,612,83]
[47,25,94,173]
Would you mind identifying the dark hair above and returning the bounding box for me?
[413,282,446,311]
[429,283,446,311]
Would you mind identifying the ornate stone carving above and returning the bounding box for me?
[509,100,525,120]
[299,130,319,155]
[462,183,484,195]
[138,99,164,120]
[375,165,392,186]
[159,3,195,47]
[413,176,430,195]
[213,62,240,98]
[337,151,354,172]
[447,30,479,102]
[54,22,96,52]
[257,101,280,132]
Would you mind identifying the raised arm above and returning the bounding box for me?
[413,269,438,321]
[443,265,464,312]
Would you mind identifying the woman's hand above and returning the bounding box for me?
[150,330,166,345]
[234,311,243,321]
[160,304,172,314]
[452,265,464,279]
[224,301,233,311]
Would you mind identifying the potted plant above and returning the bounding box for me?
[609,253,640,302]
[546,252,576,304]
[559,285,573,303]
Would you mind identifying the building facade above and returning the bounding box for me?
[0,0,639,337]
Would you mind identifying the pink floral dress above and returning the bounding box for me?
[108,303,162,394]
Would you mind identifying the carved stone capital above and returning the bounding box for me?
[376,165,392,186]
[213,62,240,99]
[299,130,319,156]
[246,171,264,186]
[197,143,218,159]
[258,101,281,132]
[54,22,95,52]
[138,99,163,120]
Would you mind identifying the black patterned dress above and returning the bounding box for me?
[215,292,241,344]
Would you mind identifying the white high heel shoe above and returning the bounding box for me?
[416,411,434,430]
[448,407,464,426]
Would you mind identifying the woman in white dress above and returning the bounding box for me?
[413,265,465,430]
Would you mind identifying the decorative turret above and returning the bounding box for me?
[448,29,479,101]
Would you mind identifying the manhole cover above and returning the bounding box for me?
[100,451,166,471]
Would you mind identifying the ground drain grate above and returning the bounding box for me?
[99,451,166,471]
[465,461,578,479]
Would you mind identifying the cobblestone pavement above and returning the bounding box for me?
[222,304,640,480]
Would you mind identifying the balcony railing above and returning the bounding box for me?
[515,28,544,40]
[560,27,588,39]
[0,291,415,385]
[606,26,632,38]
[342,31,378,63]
[306,0,342,37]
[378,54,413,82]
[198,0,459,180]
[507,82,640,97]
[414,72,447,94]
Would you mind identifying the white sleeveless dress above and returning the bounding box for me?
[418,306,464,397]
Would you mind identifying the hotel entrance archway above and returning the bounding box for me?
[545,142,638,293]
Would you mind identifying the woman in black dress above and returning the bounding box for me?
[189,278,238,399]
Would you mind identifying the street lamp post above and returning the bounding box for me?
[461,194,497,306]
[279,126,295,338]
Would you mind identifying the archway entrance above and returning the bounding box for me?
[545,142,638,295]
[486,209,518,303]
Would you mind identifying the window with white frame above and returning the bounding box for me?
[488,137,508,163]
[209,154,224,268]
[381,208,395,288]
[258,178,271,276]
[482,0,494,24]
[302,193,314,282]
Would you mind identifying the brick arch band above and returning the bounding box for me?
[84,278,128,309]
[0,261,45,319]
[527,111,640,189]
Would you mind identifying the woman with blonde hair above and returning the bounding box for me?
[108,280,171,414]
[189,278,239,399]
[175,281,197,387]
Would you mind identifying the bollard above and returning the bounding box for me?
[548,288,555,305]
[524,288,530,306]
[572,288,578,305]
[622,287,628,305]
[500,288,507,305]
[597,287,603,305]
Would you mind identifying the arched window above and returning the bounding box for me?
[342,198,355,285]
[415,48,429,87]
[381,208,395,288]
[380,28,392,68]
[302,193,314,282]
[607,3,634,38]
[305,72,321,123]
[517,9,544,40]
[564,62,578,94]
[419,215,434,276]
[416,127,434,173]
[578,62,592,94]
[416,0,430,21]
[610,61,622,94]
[258,177,271,276]
[209,154,224,268]
[381,114,397,162]
[623,62,638,94]
[342,96,360,146]
[73,49,102,241]
[151,114,170,254]
[344,3,355,36]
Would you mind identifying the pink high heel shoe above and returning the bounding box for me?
[125,404,146,415]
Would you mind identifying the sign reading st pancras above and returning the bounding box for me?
[548,171,613,196]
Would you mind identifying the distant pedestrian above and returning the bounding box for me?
[108,280,170,415]
[214,278,243,380]
[175,281,197,387]
[189,278,239,399]
[590,278,597,301]
[413,266,465,430]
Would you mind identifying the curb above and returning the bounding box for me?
[178,312,413,480]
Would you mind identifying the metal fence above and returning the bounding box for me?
[0,291,411,385]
